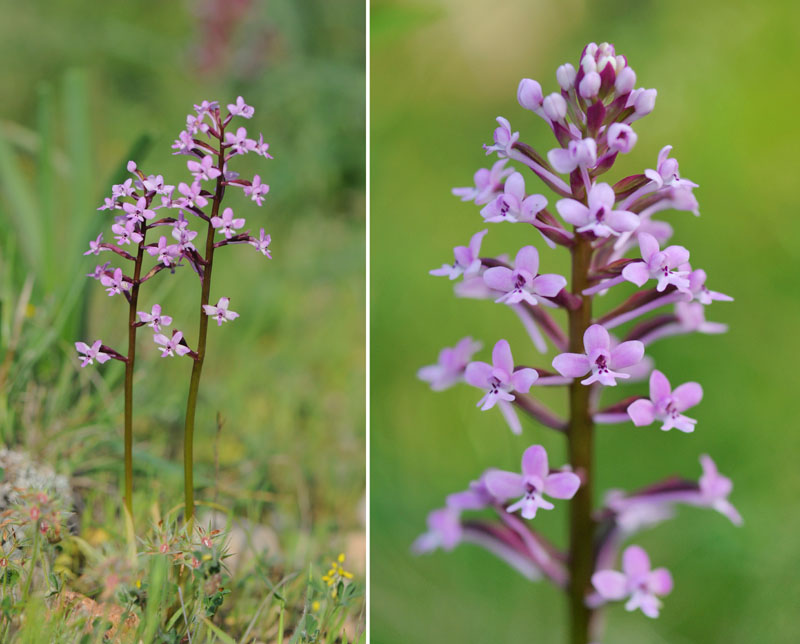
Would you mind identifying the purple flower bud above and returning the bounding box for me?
[542,93,567,122]
[556,63,577,91]
[628,88,657,118]
[579,71,601,98]
[615,66,637,94]
[517,78,543,112]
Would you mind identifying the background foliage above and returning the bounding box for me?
[0,0,365,639]
[371,1,800,642]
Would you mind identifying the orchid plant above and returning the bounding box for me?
[76,97,272,525]
[415,43,739,643]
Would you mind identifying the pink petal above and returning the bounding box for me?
[583,324,610,354]
[464,361,492,388]
[552,353,590,378]
[588,183,615,211]
[627,399,656,426]
[505,172,526,201]
[556,198,590,226]
[521,194,547,220]
[492,339,514,374]
[622,261,650,286]
[521,445,549,479]
[548,148,576,174]
[606,209,640,233]
[664,244,690,266]
[514,245,539,276]
[623,545,651,577]
[468,229,488,256]
[531,274,567,298]
[95,353,111,364]
[592,570,628,600]
[511,368,538,393]
[483,469,525,501]
[483,267,514,293]
[672,382,703,411]
[648,568,673,596]
[544,472,580,499]
[609,341,644,369]
[638,232,660,261]
[649,369,671,401]
[75,342,90,354]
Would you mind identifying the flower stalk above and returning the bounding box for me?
[566,235,595,644]
[183,124,226,523]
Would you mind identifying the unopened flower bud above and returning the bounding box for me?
[556,63,577,91]
[579,72,601,99]
[517,78,544,111]
[615,67,637,95]
[633,88,658,116]
[542,93,567,122]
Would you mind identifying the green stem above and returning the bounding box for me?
[22,525,40,601]
[183,127,225,524]
[124,231,147,523]
[567,235,595,644]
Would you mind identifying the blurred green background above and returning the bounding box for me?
[371,1,800,642]
[0,0,364,584]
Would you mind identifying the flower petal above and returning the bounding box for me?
[649,369,671,401]
[556,198,590,226]
[609,341,644,369]
[623,545,651,577]
[544,472,580,499]
[638,232,660,261]
[648,568,673,596]
[552,353,590,378]
[622,262,650,286]
[672,382,703,411]
[511,368,538,393]
[583,324,610,354]
[521,445,549,479]
[483,267,514,292]
[514,245,539,276]
[531,273,567,298]
[492,339,514,374]
[483,469,525,501]
[464,361,492,388]
[627,399,656,426]
[606,209,640,233]
[592,570,628,600]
